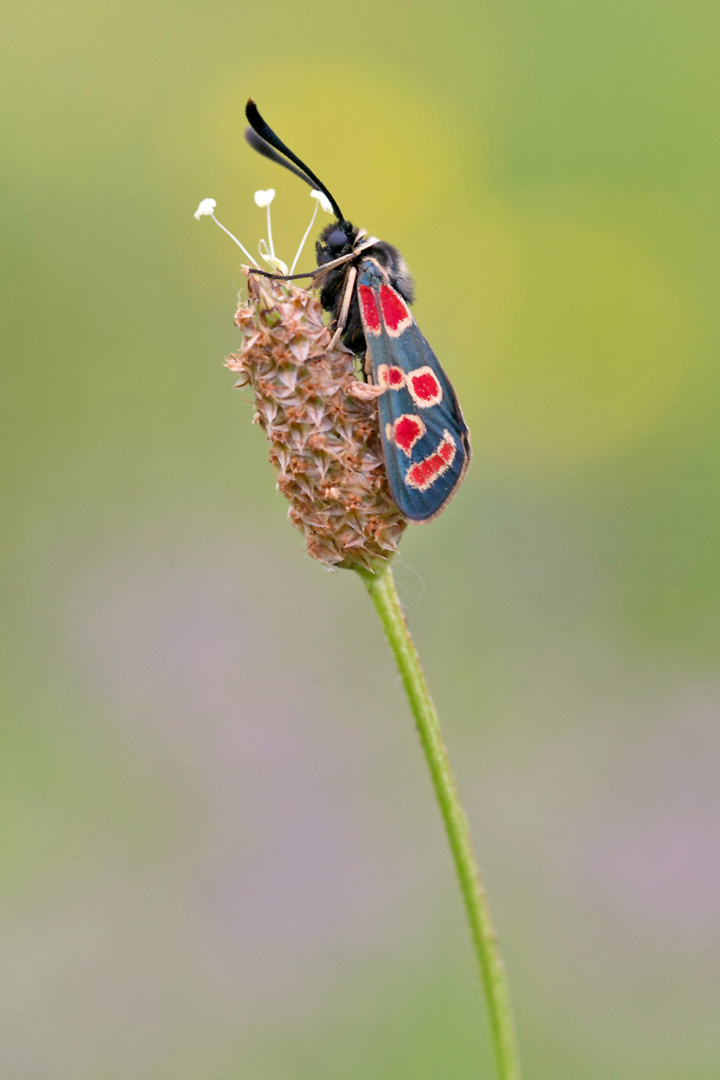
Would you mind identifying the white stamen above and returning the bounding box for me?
[290,189,335,274]
[253,189,276,208]
[194,198,259,266]
[311,190,333,215]
[290,199,319,275]
[194,198,217,219]
[258,238,288,275]
[254,188,277,260]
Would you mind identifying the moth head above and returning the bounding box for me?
[317,220,358,263]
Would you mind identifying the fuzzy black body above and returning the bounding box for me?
[315,223,414,356]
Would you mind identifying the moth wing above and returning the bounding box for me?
[356,271,471,523]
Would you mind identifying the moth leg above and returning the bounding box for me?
[364,351,373,380]
[327,264,358,352]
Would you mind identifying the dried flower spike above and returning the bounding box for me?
[226,272,407,571]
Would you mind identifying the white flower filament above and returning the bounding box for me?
[193,198,259,267]
[195,189,333,275]
[290,190,334,275]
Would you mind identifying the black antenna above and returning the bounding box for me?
[245,99,345,224]
[245,129,316,189]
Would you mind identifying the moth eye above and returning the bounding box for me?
[326,229,348,252]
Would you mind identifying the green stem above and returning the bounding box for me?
[356,563,521,1080]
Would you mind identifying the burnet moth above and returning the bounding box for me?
[245,99,471,523]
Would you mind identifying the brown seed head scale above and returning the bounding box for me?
[226,271,408,571]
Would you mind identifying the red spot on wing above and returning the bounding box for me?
[377,365,405,390]
[392,413,425,455]
[407,454,443,489]
[408,367,442,408]
[405,431,457,491]
[358,284,381,334]
[412,372,439,400]
[379,284,412,334]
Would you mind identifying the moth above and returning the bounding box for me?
[245,100,471,523]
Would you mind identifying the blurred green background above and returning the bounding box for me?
[3,1,720,1077]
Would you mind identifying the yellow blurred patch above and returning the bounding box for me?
[212,64,466,231]
[207,69,693,472]
[461,211,694,469]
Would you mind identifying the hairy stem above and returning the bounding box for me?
[356,563,521,1080]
